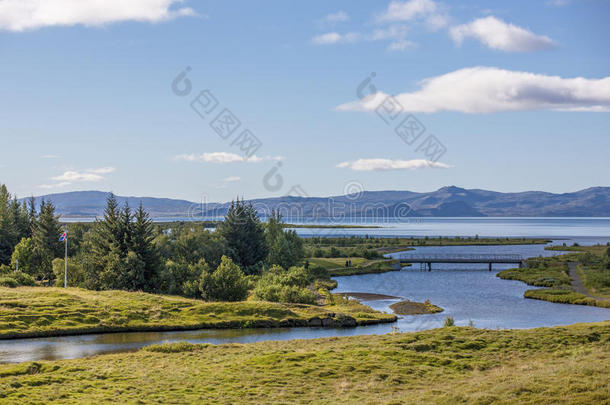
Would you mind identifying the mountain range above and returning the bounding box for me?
[22,186,610,219]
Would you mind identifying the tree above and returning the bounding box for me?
[31,200,62,283]
[128,203,161,291]
[82,195,161,291]
[199,255,249,301]
[266,211,304,269]
[10,237,35,274]
[216,199,267,274]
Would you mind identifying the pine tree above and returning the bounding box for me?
[217,199,268,274]
[130,202,161,291]
[31,200,62,283]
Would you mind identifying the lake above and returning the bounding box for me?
[1,218,609,363]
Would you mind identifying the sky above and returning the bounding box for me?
[0,0,609,203]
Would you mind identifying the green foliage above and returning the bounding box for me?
[52,258,85,288]
[159,259,210,298]
[31,200,62,284]
[443,316,455,327]
[10,237,35,275]
[81,196,161,291]
[217,199,268,274]
[251,265,316,304]
[265,211,304,269]
[199,256,250,301]
[0,271,36,287]
[0,184,34,266]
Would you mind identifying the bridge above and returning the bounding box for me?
[398,253,524,271]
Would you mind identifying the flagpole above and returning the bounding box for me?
[64,226,68,289]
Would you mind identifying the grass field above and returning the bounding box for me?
[0,322,607,403]
[0,287,396,339]
[308,257,400,276]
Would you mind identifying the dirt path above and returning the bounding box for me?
[567,262,609,301]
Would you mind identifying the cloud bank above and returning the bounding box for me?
[0,0,196,31]
[450,16,555,52]
[337,158,450,171]
[336,67,610,113]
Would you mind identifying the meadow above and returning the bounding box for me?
[0,322,607,404]
[0,287,396,339]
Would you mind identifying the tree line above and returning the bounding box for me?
[0,184,310,302]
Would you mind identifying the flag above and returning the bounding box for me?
[59,231,67,242]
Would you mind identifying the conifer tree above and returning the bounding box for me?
[217,199,268,274]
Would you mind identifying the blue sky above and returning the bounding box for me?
[0,0,609,202]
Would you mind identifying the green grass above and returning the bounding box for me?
[498,249,610,308]
[523,289,610,308]
[0,287,395,339]
[389,300,444,315]
[0,322,607,403]
[308,257,400,276]
[497,258,571,289]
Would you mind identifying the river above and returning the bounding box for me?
[1,218,609,363]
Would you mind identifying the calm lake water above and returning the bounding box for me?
[1,218,609,363]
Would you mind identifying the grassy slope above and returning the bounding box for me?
[0,287,396,339]
[0,322,607,404]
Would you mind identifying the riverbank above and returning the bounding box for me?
[1,322,607,403]
[0,287,396,340]
[497,245,610,308]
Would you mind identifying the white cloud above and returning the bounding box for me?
[376,0,448,29]
[52,166,116,182]
[174,152,283,163]
[40,154,59,159]
[312,32,360,45]
[87,167,116,175]
[336,67,610,113]
[450,16,555,52]
[387,39,415,51]
[322,11,349,24]
[337,158,451,171]
[224,176,241,182]
[38,182,70,189]
[0,0,196,32]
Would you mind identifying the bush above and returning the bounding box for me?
[52,258,85,288]
[443,316,455,327]
[251,265,316,304]
[199,256,249,302]
[0,276,18,288]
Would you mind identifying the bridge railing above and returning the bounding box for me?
[398,254,523,261]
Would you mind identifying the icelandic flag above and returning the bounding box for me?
[58,231,67,242]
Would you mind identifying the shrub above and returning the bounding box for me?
[251,265,316,304]
[0,276,18,288]
[199,256,249,302]
[443,316,455,327]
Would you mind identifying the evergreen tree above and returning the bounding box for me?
[266,210,304,269]
[217,199,268,275]
[31,200,62,283]
[130,203,161,291]
[0,185,15,265]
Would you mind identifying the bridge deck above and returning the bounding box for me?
[398,254,523,264]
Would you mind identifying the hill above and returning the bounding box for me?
[23,186,610,218]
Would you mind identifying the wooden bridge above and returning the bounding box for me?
[398,253,525,271]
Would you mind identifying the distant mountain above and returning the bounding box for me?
[24,186,610,219]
